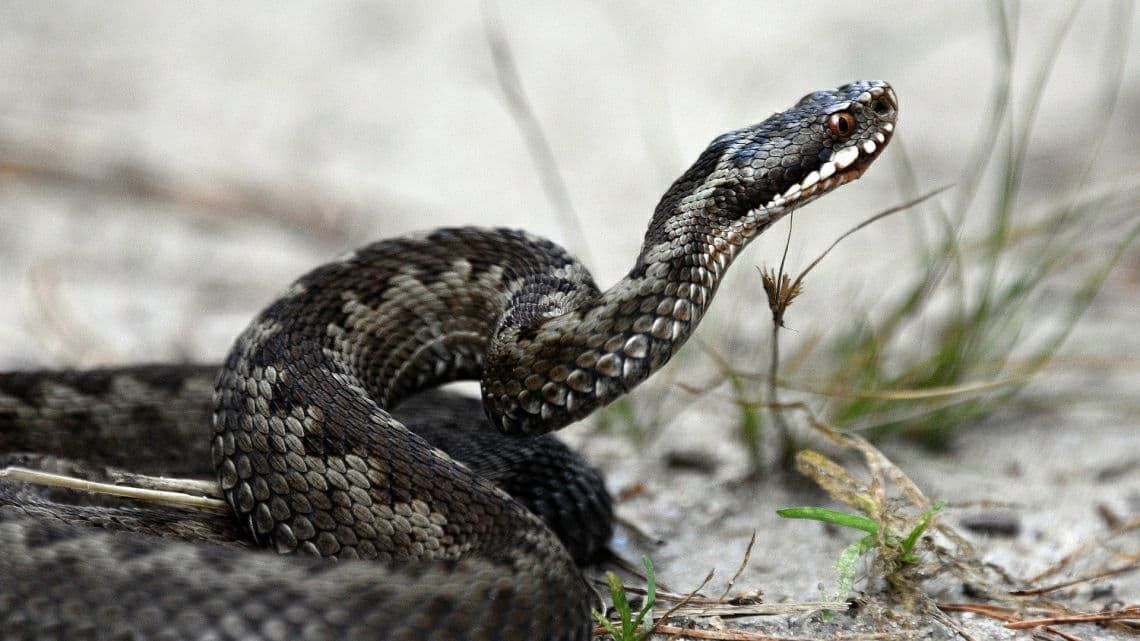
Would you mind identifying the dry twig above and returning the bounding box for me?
[1,466,226,511]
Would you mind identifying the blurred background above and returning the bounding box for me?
[1,1,1137,624]
[1,2,1135,367]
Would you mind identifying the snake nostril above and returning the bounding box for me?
[872,96,894,118]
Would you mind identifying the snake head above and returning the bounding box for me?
[757,80,898,210]
[644,80,897,255]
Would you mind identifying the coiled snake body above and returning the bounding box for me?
[0,81,896,640]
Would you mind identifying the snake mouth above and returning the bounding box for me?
[768,85,896,211]
[768,129,892,210]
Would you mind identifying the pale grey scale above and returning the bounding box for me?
[2,80,896,640]
[336,264,508,408]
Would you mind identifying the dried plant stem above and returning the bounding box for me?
[1,466,226,511]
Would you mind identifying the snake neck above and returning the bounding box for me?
[482,176,785,436]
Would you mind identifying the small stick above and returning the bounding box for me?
[1004,605,1140,629]
[718,531,758,602]
[1026,517,1140,584]
[614,623,900,640]
[652,568,714,640]
[1,466,228,511]
[937,603,1087,641]
[107,471,223,499]
[1012,562,1140,596]
[480,0,592,267]
[656,601,848,619]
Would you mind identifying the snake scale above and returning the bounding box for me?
[0,80,896,640]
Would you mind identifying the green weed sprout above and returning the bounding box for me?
[592,556,657,641]
[777,501,944,600]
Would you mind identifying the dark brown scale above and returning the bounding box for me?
[1,80,896,640]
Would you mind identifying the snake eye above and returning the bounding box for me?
[827,112,856,139]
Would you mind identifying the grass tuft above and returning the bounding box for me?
[593,556,657,641]
[686,0,1140,462]
[820,0,1138,446]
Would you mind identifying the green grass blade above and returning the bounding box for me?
[900,500,944,561]
[628,557,656,637]
[776,507,879,535]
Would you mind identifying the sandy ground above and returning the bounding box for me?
[1,3,1137,639]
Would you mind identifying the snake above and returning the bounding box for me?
[0,80,897,640]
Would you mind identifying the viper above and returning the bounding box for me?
[0,80,897,640]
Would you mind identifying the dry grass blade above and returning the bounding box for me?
[1,466,227,511]
[1026,517,1140,584]
[937,601,1140,641]
[22,258,119,366]
[0,138,351,240]
[793,410,934,514]
[718,532,758,602]
[846,433,929,510]
[793,450,878,517]
[1003,605,1140,630]
[480,0,592,266]
[928,604,980,641]
[1012,562,1140,597]
[648,625,903,640]
[658,602,850,620]
[802,375,1032,401]
[624,567,712,640]
[786,185,952,299]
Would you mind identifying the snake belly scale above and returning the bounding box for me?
[0,81,897,640]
